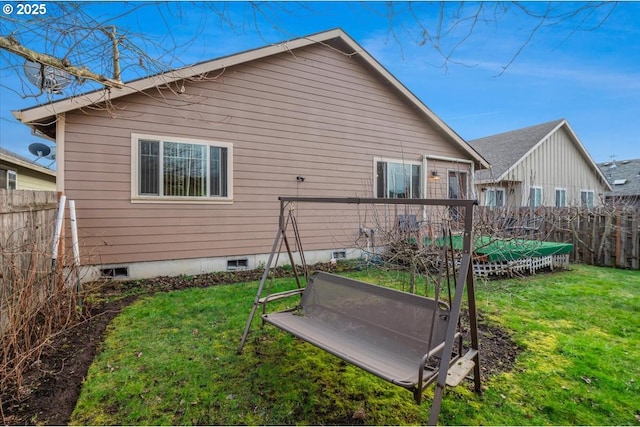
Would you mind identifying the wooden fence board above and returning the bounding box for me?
[0,190,59,336]
[476,206,640,270]
[632,211,639,269]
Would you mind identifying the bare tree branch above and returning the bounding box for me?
[0,35,123,88]
[101,26,121,82]
[0,1,620,104]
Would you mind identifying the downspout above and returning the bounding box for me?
[55,114,65,193]
[470,161,476,200]
[422,154,428,221]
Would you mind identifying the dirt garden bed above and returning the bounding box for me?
[2,265,520,425]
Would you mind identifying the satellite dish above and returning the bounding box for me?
[45,146,56,161]
[28,142,51,158]
[23,60,72,94]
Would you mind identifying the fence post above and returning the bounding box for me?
[0,190,59,337]
[632,209,639,270]
[473,204,638,269]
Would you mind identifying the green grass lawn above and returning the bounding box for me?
[71,264,639,425]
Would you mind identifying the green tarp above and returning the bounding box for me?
[434,235,574,262]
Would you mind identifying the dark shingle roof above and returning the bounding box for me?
[598,158,640,196]
[468,119,565,181]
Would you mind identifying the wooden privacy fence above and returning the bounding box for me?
[0,190,60,335]
[476,206,640,270]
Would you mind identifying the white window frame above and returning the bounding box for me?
[555,188,567,208]
[485,188,505,208]
[0,168,17,190]
[580,190,595,208]
[8,170,16,190]
[131,133,233,204]
[530,186,543,208]
[373,157,422,199]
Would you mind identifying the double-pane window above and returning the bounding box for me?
[0,168,17,190]
[136,135,231,200]
[555,188,567,207]
[486,188,505,208]
[581,190,595,208]
[376,160,421,198]
[530,187,543,208]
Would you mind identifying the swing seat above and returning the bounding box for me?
[262,271,454,400]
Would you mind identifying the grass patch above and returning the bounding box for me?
[71,265,639,425]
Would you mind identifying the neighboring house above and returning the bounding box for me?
[598,158,640,207]
[0,147,56,190]
[468,119,611,209]
[12,28,488,281]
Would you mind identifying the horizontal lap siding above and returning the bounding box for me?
[64,42,467,266]
[15,172,56,191]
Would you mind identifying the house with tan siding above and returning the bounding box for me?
[12,29,488,281]
[0,147,56,190]
[469,119,611,209]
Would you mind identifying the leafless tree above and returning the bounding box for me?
[1,1,618,101]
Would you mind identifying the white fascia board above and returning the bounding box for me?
[13,29,345,125]
[353,49,490,170]
[0,152,56,176]
[560,121,613,192]
[495,120,567,182]
[12,27,489,171]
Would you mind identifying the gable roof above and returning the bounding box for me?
[598,158,640,196]
[469,119,564,181]
[12,28,489,170]
[469,119,610,189]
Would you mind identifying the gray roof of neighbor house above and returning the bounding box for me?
[598,158,640,196]
[0,146,56,176]
[12,28,489,170]
[468,119,565,181]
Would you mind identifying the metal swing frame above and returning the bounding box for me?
[238,197,481,425]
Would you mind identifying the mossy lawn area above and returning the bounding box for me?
[71,264,639,425]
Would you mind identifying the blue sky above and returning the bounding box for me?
[1,1,638,165]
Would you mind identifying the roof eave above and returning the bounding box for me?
[12,28,490,169]
[345,41,489,169]
[560,121,614,192]
[498,119,567,181]
[0,152,57,176]
[13,29,347,125]
[476,176,522,185]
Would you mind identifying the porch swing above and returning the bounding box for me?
[237,197,481,425]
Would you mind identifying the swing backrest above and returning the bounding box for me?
[300,271,451,355]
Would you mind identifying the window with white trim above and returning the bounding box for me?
[375,159,421,198]
[8,170,16,190]
[581,190,595,208]
[555,188,567,208]
[0,168,17,190]
[529,186,543,208]
[133,134,232,201]
[486,188,505,208]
